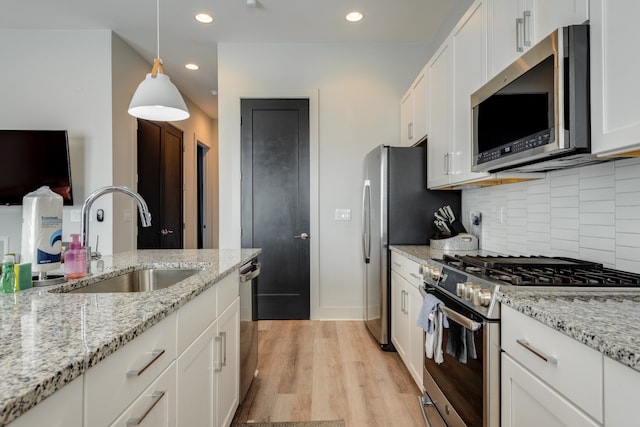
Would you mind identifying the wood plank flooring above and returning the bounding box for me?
[233,320,426,426]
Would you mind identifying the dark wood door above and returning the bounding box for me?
[137,119,184,249]
[241,99,310,320]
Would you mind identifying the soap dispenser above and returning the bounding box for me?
[64,234,87,279]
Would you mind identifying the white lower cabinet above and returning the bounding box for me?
[8,376,83,427]
[110,363,177,427]
[501,305,603,426]
[390,252,424,391]
[604,357,640,426]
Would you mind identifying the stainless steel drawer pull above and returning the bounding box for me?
[517,339,558,365]
[127,349,165,377]
[440,306,481,331]
[215,335,223,372]
[126,390,165,426]
[409,273,421,280]
[220,331,227,367]
[240,263,261,282]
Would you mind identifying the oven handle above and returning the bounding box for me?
[440,305,482,332]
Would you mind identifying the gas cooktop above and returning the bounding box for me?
[440,254,640,287]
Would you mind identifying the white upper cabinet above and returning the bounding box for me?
[428,0,490,188]
[489,0,588,75]
[591,0,640,156]
[400,67,428,147]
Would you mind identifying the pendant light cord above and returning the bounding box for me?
[156,0,160,60]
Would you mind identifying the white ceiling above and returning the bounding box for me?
[0,0,472,119]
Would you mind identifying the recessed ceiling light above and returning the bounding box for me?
[195,13,214,24]
[185,63,200,71]
[345,11,364,22]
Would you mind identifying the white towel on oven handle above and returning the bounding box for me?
[418,294,448,364]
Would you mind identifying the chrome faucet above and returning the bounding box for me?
[81,186,152,271]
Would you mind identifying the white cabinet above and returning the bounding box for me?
[400,67,428,147]
[8,376,83,427]
[428,0,491,188]
[604,357,640,426]
[488,0,588,75]
[501,305,603,426]
[84,312,177,426]
[176,272,240,427]
[110,363,177,427]
[591,0,640,156]
[390,252,424,391]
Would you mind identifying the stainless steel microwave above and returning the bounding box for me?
[471,25,593,173]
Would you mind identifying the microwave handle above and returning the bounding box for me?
[516,17,524,52]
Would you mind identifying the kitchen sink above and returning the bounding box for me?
[65,268,203,293]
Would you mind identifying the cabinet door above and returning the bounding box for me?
[451,0,490,185]
[406,283,424,391]
[489,0,523,75]
[412,70,428,144]
[591,0,640,155]
[215,298,240,427]
[533,0,588,42]
[427,40,453,189]
[177,322,216,427]
[501,354,600,427]
[110,363,177,427]
[9,376,83,427]
[400,88,413,147]
[604,357,640,427]
[390,270,408,359]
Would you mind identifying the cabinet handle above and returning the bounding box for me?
[443,153,448,174]
[126,390,165,426]
[220,331,227,367]
[215,334,223,372]
[516,18,524,52]
[516,339,558,365]
[523,10,532,46]
[408,122,414,140]
[393,261,402,268]
[410,273,421,280]
[127,349,165,377]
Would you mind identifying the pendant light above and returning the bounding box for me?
[128,0,190,121]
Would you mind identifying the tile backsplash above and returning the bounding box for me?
[461,157,640,274]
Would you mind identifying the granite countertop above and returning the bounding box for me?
[0,248,260,426]
[390,245,640,373]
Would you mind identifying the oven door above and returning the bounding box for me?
[421,287,500,427]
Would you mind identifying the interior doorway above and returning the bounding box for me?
[136,119,184,249]
[241,98,310,320]
[197,142,209,249]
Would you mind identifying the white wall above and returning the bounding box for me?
[218,42,427,319]
[0,29,217,258]
[462,157,640,274]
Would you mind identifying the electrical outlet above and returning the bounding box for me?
[469,211,482,238]
[334,208,351,221]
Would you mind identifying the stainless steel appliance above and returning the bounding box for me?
[471,25,595,173]
[362,145,460,349]
[420,254,640,427]
[239,260,261,401]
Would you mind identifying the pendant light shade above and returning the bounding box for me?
[128,0,190,122]
[128,60,190,121]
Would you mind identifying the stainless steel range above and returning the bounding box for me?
[419,254,640,427]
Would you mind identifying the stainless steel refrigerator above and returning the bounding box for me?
[362,145,461,350]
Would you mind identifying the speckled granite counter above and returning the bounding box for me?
[390,245,640,374]
[0,248,260,426]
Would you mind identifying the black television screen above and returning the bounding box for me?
[0,130,74,205]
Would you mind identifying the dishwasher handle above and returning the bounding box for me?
[240,262,261,282]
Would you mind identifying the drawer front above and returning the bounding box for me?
[501,305,603,422]
[85,312,177,426]
[216,271,239,315]
[109,363,176,427]
[390,252,422,286]
[177,284,217,354]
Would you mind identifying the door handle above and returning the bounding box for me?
[160,228,174,236]
[294,232,309,240]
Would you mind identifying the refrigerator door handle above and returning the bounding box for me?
[362,179,371,263]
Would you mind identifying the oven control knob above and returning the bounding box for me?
[430,267,442,282]
[456,282,465,297]
[473,288,493,307]
[464,283,479,301]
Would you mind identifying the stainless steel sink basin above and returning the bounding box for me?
[66,268,203,293]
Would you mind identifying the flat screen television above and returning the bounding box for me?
[0,130,74,205]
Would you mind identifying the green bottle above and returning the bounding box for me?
[1,255,16,293]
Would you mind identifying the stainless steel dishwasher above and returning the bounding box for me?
[239,260,260,402]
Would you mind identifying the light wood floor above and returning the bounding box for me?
[233,320,426,426]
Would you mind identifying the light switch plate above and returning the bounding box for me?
[335,208,351,221]
[70,209,81,223]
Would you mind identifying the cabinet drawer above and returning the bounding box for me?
[177,284,217,354]
[390,252,422,285]
[85,312,177,426]
[110,363,176,427]
[501,305,603,422]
